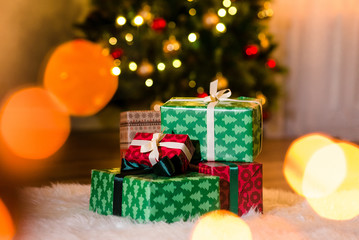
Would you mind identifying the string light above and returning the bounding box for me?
[188,33,197,42]
[114,59,121,66]
[172,59,182,68]
[116,16,127,26]
[216,23,226,33]
[145,78,153,87]
[217,8,227,17]
[256,92,267,105]
[189,8,197,16]
[125,33,133,42]
[157,62,166,71]
[189,80,196,88]
[197,87,204,94]
[222,0,231,8]
[133,15,144,26]
[228,6,237,15]
[109,37,117,45]
[111,66,121,76]
[129,62,137,71]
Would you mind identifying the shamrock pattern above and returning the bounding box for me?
[122,172,220,223]
[161,98,262,162]
[89,168,121,215]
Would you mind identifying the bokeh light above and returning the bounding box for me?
[111,66,121,76]
[116,16,126,26]
[218,8,227,17]
[188,33,197,42]
[172,59,182,68]
[43,39,118,116]
[192,210,252,240]
[133,15,144,26]
[0,87,70,159]
[145,78,153,87]
[129,61,137,71]
[228,6,237,15]
[0,199,15,240]
[157,62,165,71]
[216,23,226,33]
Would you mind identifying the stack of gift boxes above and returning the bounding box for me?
[90,80,263,223]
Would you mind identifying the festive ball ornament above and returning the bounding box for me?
[245,44,259,56]
[163,36,181,54]
[0,87,70,159]
[151,17,167,32]
[213,72,228,90]
[111,48,124,59]
[137,60,154,77]
[43,39,118,116]
[266,58,276,68]
[192,210,252,240]
[202,11,219,29]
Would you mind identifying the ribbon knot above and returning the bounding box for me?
[203,80,232,103]
[140,132,165,155]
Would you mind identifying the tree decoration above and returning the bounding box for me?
[202,10,220,29]
[163,36,181,54]
[266,59,276,68]
[151,18,167,32]
[111,48,124,59]
[245,45,259,57]
[137,59,154,77]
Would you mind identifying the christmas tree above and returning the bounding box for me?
[76,0,285,112]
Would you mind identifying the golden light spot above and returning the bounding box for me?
[218,8,227,17]
[129,61,137,71]
[116,16,126,26]
[133,15,144,26]
[228,6,237,15]
[109,37,117,45]
[125,33,133,42]
[189,80,196,88]
[197,87,204,94]
[172,59,182,68]
[188,33,197,43]
[223,0,232,8]
[192,210,252,240]
[189,8,197,16]
[145,78,153,87]
[111,66,121,76]
[157,62,165,71]
[216,23,226,33]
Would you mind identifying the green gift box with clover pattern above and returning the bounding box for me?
[121,172,220,223]
[161,96,262,162]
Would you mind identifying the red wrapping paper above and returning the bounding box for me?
[198,161,263,216]
[125,133,195,170]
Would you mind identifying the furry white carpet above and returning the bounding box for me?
[15,184,359,240]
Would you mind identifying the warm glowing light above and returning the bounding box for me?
[189,8,197,16]
[43,39,118,116]
[256,92,267,105]
[129,62,137,71]
[189,80,196,88]
[245,45,259,56]
[283,133,334,196]
[145,78,153,87]
[216,23,226,33]
[116,16,127,26]
[223,0,232,8]
[157,62,165,71]
[151,100,163,111]
[172,59,182,68]
[125,33,134,42]
[264,1,271,9]
[0,87,70,159]
[188,33,197,42]
[133,15,144,26]
[228,6,237,15]
[218,8,227,17]
[111,66,121,76]
[109,37,117,45]
[197,87,204,94]
[187,0,193,2]
[0,199,15,240]
[192,210,252,240]
[113,59,121,66]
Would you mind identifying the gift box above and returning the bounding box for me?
[125,132,195,171]
[198,161,263,216]
[121,172,220,223]
[160,81,262,162]
[89,168,149,216]
[120,110,161,157]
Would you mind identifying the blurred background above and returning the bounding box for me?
[1,0,358,140]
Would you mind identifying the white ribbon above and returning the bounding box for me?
[130,133,193,166]
[170,80,263,161]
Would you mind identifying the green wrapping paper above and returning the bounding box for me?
[161,96,262,162]
[121,172,220,223]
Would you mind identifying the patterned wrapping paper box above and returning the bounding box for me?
[160,97,262,162]
[120,110,161,157]
[125,132,195,171]
[198,161,263,216]
[121,172,220,223]
[89,168,149,216]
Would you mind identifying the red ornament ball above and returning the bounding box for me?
[197,92,208,98]
[151,18,167,32]
[245,45,259,56]
[266,59,276,68]
[111,48,124,59]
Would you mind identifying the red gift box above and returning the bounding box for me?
[125,132,195,170]
[198,161,263,216]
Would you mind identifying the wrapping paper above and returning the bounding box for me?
[198,161,263,216]
[121,172,220,223]
[160,97,262,162]
[125,132,195,170]
[120,111,161,157]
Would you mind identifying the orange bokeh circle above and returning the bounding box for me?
[0,199,15,240]
[43,39,118,116]
[0,87,70,159]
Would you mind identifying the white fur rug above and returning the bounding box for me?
[15,184,359,240]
